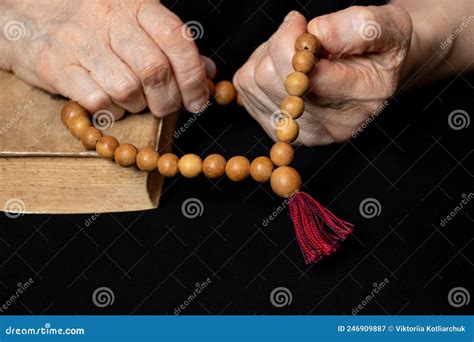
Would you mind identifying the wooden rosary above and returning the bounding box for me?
[60,33,353,265]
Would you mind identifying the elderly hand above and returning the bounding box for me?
[233,6,412,146]
[0,0,213,119]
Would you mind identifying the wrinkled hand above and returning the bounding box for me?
[1,0,213,119]
[234,6,412,146]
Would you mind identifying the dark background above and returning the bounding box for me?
[1,0,473,315]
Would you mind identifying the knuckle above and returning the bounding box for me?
[179,67,205,91]
[354,6,376,23]
[160,16,184,41]
[80,91,110,113]
[254,58,273,93]
[386,5,413,39]
[140,61,172,88]
[34,49,57,82]
[152,102,181,118]
[234,66,253,92]
[112,78,140,103]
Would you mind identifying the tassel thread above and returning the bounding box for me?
[289,191,353,264]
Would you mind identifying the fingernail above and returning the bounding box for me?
[284,11,299,23]
[311,16,328,41]
[189,99,208,113]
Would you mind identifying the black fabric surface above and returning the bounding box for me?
[0,0,472,315]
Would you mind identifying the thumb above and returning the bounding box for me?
[308,5,403,55]
[268,11,308,78]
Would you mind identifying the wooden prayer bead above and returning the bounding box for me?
[136,147,159,172]
[295,33,320,55]
[157,153,179,177]
[81,126,102,150]
[178,154,202,178]
[275,118,299,143]
[69,116,92,139]
[250,156,274,183]
[270,166,301,198]
[270,142,294,166]
[284,72,310,96]
[207,79,215,96]
[214,81,237,105]
[225,156,250,182]
[96,136,119,159]
[281,96,305,119]
[292,50,315,74]
[61,101,88,127]
[203,154,226,179]
[114,143,138,167]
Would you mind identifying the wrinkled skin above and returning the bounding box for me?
[233,6,413,146]
[1,0,213,119]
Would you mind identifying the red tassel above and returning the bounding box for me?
[288,191,353,264]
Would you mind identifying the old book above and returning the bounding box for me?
[0,70,178,214]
